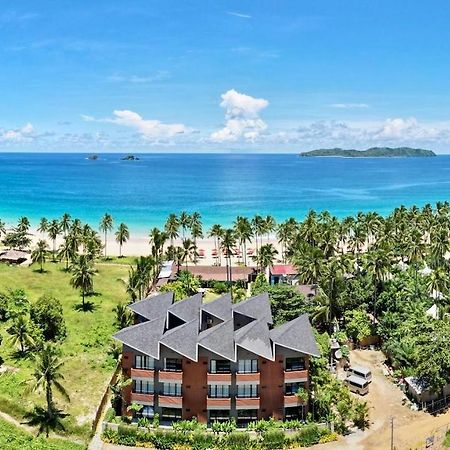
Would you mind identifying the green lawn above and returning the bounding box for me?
[0,417,85,450]
[0,260,130,442]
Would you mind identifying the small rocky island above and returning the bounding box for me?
[300,147,436,158]
[87,154,98,160]
[121,154,140,161]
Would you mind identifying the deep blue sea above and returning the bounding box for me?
[1,153,450,233]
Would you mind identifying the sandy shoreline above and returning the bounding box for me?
[25,230,284,267]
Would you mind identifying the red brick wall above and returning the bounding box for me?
[259,355,284,420]
[121,351,134,415]
[182,357,208,422]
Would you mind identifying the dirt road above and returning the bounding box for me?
[320,349,450,449]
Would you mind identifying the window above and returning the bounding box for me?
[140,405,154,418]
[237,409,258,420]
[135,355,154,370]
[285,382,305,396]
[237,384,259,398]
[164,358,182,372]
[209,410,230,422]
[133,379,154,394]
[162,382,182,396]
[208,384,230,398]
[285,357,305,371]
[285,406,305,420]
[238,359,258,373]
[210,359,231,374]
[161,407,182,421]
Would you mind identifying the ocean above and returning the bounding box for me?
[1,152,450,233]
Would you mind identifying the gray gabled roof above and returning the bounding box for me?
[201,293,232,321]
[113,316,166,358]
[270,314,320,357]
[232,293,273,325]
[198,319,236,361]
[160,318,199,361]
[235,318,273,360]
[168,293,203,322]
[128,292,174,320]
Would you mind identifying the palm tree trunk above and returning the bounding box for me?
[119,242,122,258]
[244,241,247,266]
[82,289,85,308]
[104,231,107,258]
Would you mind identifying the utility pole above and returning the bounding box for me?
[390,416,394,450]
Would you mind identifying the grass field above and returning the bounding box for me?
[0,260,130,442]
[0,416,85,450]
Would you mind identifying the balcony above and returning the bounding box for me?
[236,372,260,384]
[158,395,183,408]
[131,392,154,404]
[207,372,232,384]
[159,370,183,383]
[284,370,308,382]
[130,368,155,378]
[284,395,304,407]
[236,397,260,409]
[206,397,232,409]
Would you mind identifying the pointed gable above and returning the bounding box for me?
[201,293,232,321]
[168,293,203,322]
[232,293,273,325]
[129,292,174,320]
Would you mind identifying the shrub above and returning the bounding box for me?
[221,431,251,450]
[293,423,322,446]
[102,428,119,444]
[212,281,228,294]
[319,431,339,443]
[261,429,286,449]
[104,407,116,422]
[30,295,67,341]
[117,424,138,446]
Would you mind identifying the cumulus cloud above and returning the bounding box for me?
[211,89,269,142]
[82,110,190,141]
[0,122,34,142]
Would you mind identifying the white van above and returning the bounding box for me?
[347,365,372,383]
[345,375,369,395]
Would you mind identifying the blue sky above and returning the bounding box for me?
[2,0,450,152]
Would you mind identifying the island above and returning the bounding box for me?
[121,154,140,161]
[299,147,436,158]
[87,154,98,160]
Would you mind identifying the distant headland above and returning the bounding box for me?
[299,147,436,158]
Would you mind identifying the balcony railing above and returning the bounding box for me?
[207,397,232,409]
[236,372,260,384]
[131,367,155,378]
[207,372,232,384]
[284,369,308,382]
[159,370,183,382]
[158,394,183,408]
[131,392,154,404]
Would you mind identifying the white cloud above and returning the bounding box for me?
[211,89,269,142]
[0,122,34,142]
[227,11,252,18]
[107,70,170,84]
[84,110,190,141]
[329,103,369,109]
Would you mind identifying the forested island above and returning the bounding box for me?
[300,147,436,157]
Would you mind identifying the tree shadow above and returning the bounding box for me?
[10,349,35,361]
[32,269,49,274]
[87,291,102,298]
[73,301,98,312]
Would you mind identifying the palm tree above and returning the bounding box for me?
[31,239,49,273]
[164,214,179,246]
[234,216,253,266]
[252,215,265,255]
[70,255,95,309]
[60,213,71,237]
[47,219,61,262]
[254,243,278,273]
[113,303,134,329]
[0,219,5,237]
[208,224,224,266]
[277,219,297,264]
[17,216,30,233]
[180,238,196,270]
[100,213,114,258]
[37,218,48,237]
[7,314,35,354]
[115,223,130,258]
[149,227,168,259]
[179,211,191,240]
[221,229,236,285]
[126,256,160,300]
[27,343,70,437]
[263,215,277,242]
[58,235,77,271]
[190,212,203,263]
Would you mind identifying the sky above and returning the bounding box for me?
[2,0,450,153]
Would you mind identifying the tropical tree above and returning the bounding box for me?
[180,238,196,270]
[254,243,278,273]
[37,218,48,237]
[115,223,130,258]
[100,213,114,258]
[60,213,71,237]
[0,219,6,238]
[149,227,168,259]
[263,215,277,242]
[26,343,69,437]
[251,215,265,255]
[208,224,224,265]
[70,255,95,309]
[47,219,61,262]
[179,211,191,239]
[7,314,36,354]
[164,214,179,247]
[234,216,253,266]
[190,212,203,263]
[221,229,236,285]
[31,239,49,273]
[58,235,77,271]
[113,303,134,329]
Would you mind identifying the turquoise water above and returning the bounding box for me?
[1,153,450,233]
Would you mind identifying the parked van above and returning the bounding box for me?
[347,365,372,383]
[345,375,369,395]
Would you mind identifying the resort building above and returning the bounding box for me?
[113,291,319,425]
